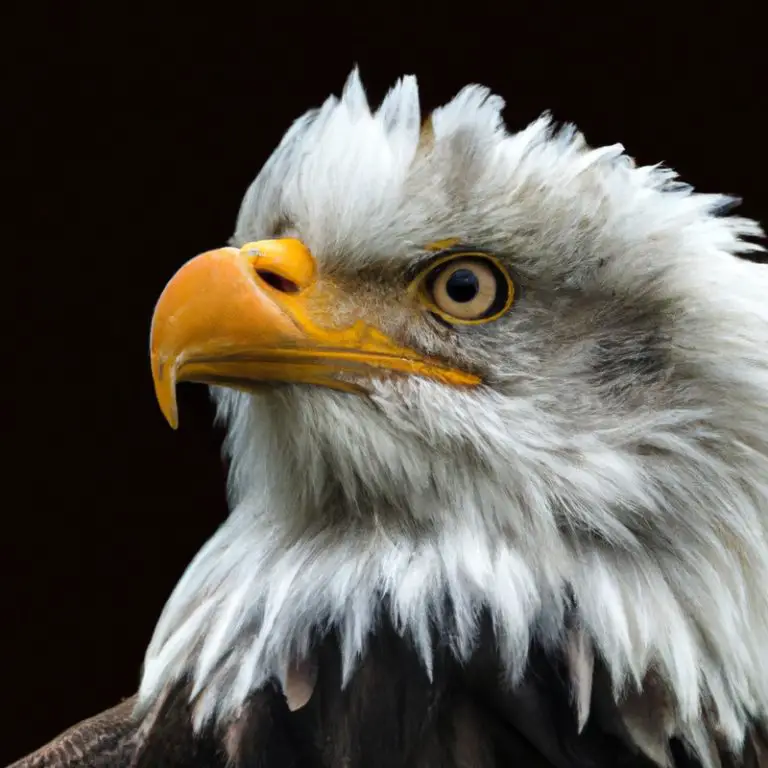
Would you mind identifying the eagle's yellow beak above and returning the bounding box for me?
[150,238,479,428]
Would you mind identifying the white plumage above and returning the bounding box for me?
[138,69,768,767]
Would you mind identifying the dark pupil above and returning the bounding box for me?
[445,269,479,303]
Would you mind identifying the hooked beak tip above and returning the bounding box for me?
[152,354,180,430]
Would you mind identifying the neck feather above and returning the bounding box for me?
[137,495,766,754]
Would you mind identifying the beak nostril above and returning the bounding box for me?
[256,269,300,294]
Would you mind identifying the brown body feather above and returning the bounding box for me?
[9,697,139,768]
[16,615,764,768]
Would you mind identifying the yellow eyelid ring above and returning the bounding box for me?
[409,249,516,326]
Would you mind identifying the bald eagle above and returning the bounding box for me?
[14,70,768,768]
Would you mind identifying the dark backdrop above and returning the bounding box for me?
[6,4,767,764]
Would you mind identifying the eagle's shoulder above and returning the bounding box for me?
[9,696,138,768]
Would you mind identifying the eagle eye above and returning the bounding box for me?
[415,251,515,325]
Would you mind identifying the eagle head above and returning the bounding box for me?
[139,69,768,762]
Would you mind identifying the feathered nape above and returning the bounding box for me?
[136,70,768,768]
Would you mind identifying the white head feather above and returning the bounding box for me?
[138,69,768,762]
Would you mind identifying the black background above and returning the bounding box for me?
[5,3,767,764]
